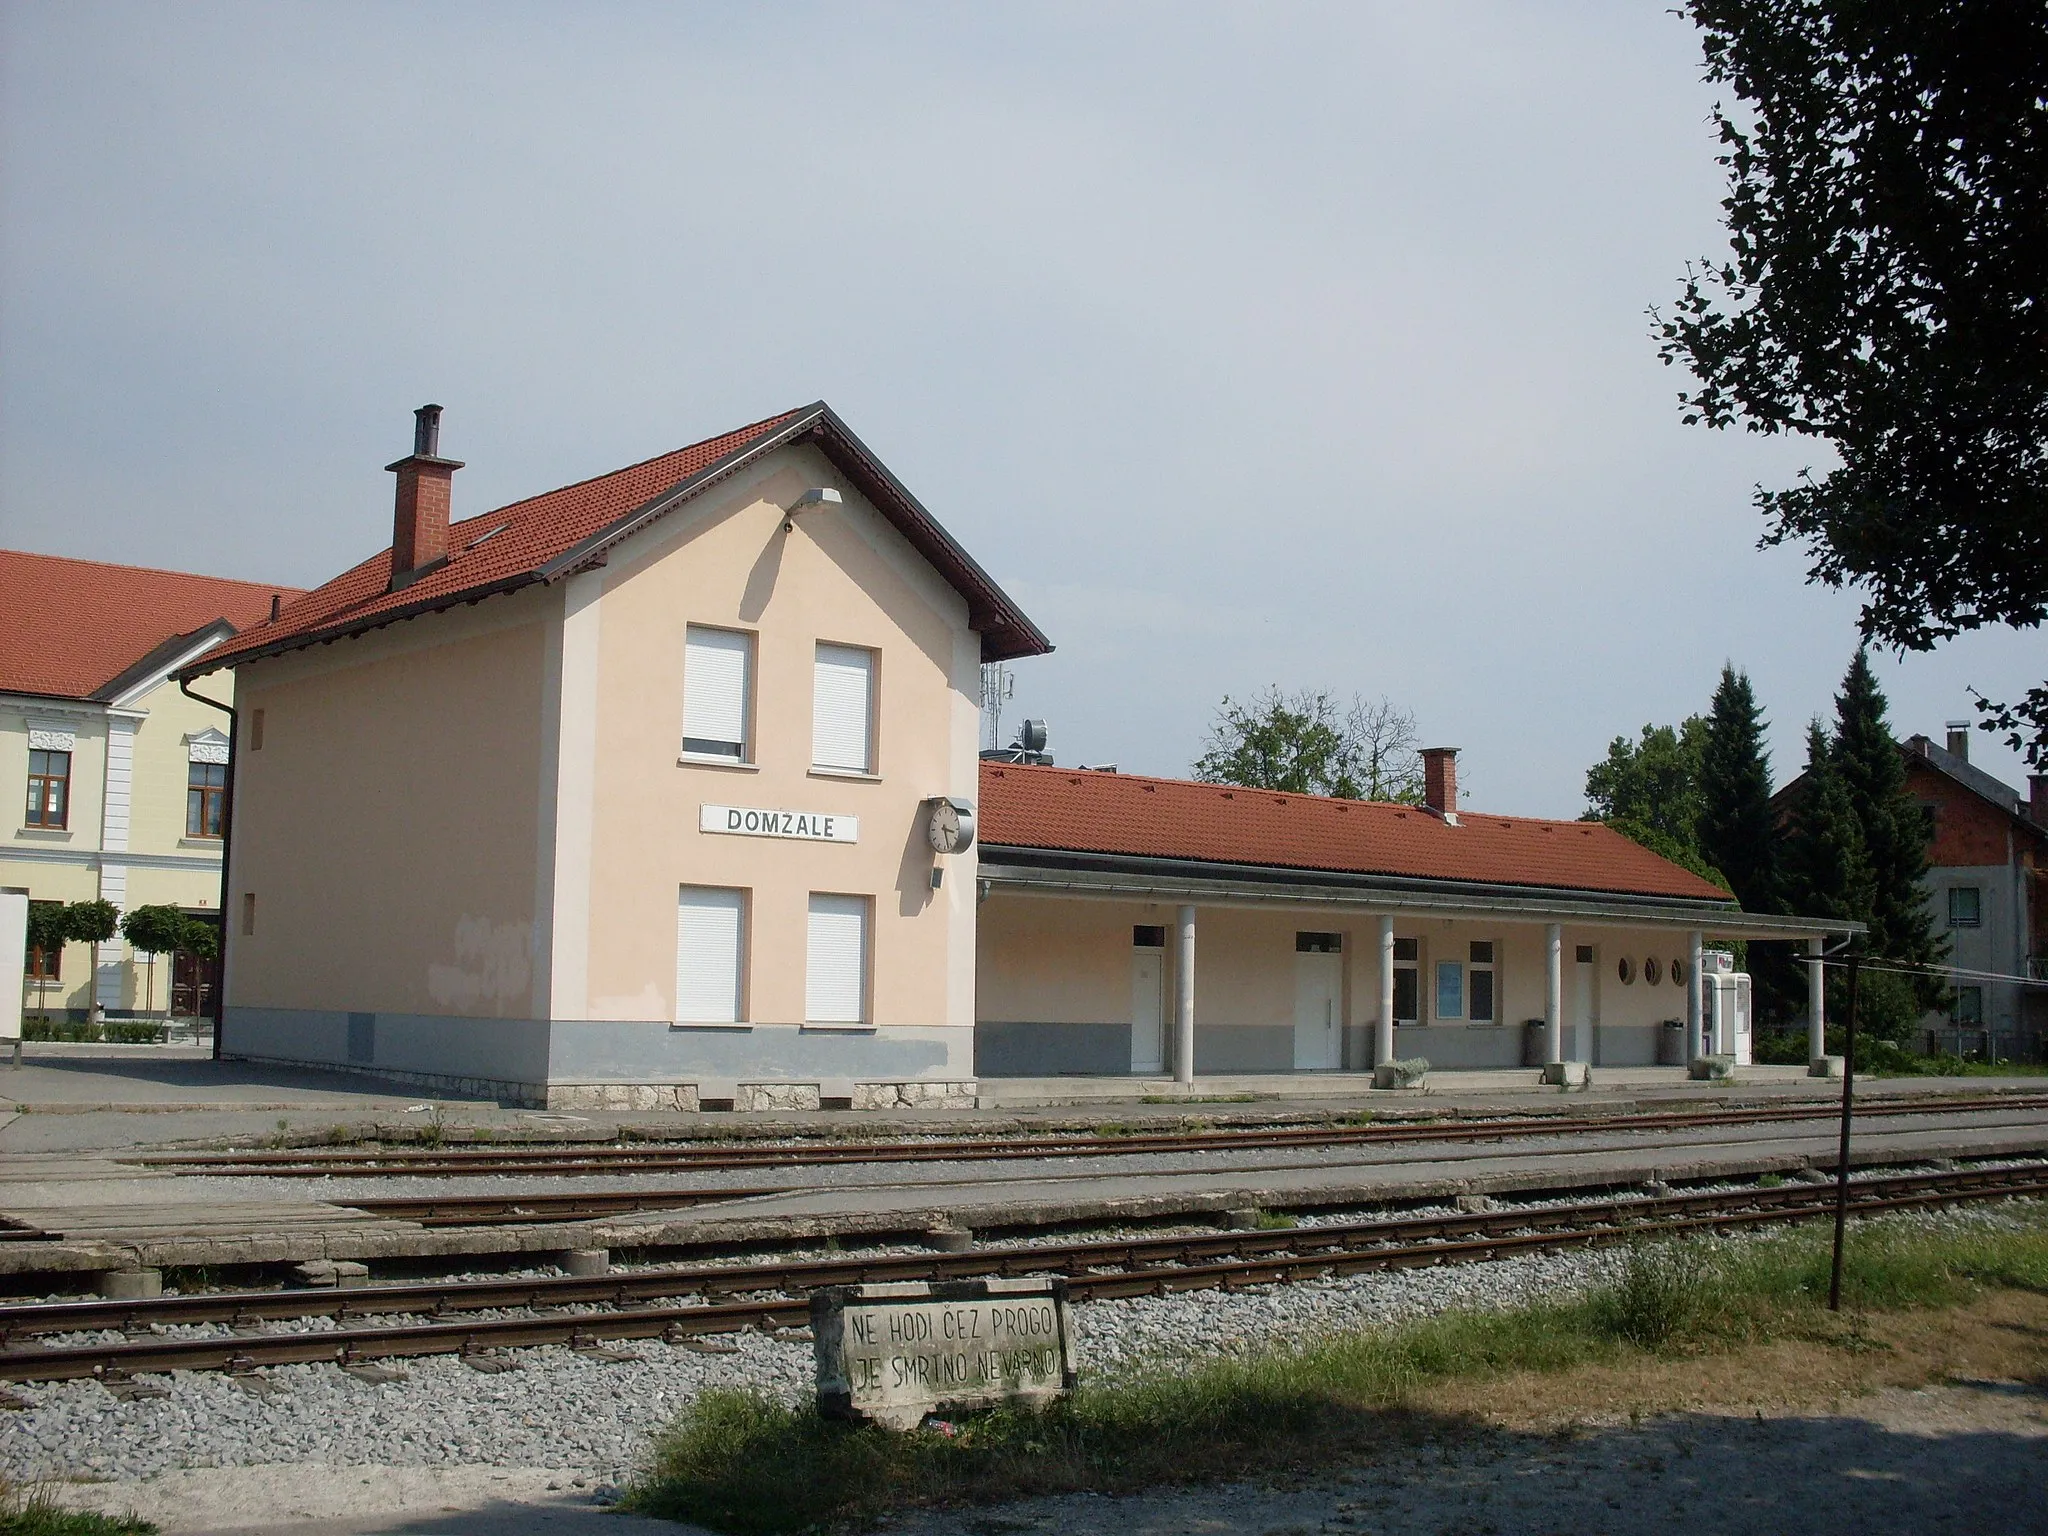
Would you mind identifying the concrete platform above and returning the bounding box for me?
[975,1064,1828,1106]
[1,1101,2041,1280]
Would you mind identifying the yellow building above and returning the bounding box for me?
[1,552,298,1020]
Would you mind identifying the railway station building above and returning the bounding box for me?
[178,402,1854,1109]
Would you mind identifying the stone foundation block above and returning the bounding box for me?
[1808,1055,1845,1079]
[1688,1054,1737,1081]
[545,1082,700,1112]
[738,1082,822,1112]
[852,1079,978,1111]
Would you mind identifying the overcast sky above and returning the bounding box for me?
[2,2,2038,815]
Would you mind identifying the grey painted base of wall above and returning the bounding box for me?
[977,1021,1671,1076]
[223,1007,975,1109]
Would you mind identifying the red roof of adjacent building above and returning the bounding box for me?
[189,402,1050,675]
[0,550,302,701]
[978,761,1734,902]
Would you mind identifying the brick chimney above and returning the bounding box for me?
[387,404,463,592]
[1945,719,1971,761]
[1421,746,1459,818]
[2030,774,2047,827]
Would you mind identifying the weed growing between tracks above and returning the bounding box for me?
[624,1207,2048,1535]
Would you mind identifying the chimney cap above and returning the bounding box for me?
[386,402,465,472]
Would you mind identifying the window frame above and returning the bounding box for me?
[1954,985,1984,1026]
[1467,940,1498,1024]
[810,641,879,776]
[1947,886,1982,929]
[1392,936,1420,1025]
[25,748,69,829]
[681,624,756,765]
[186,760,227,839]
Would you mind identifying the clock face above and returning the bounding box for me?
[925,797,974,854]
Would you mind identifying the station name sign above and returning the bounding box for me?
[813,1278,1076,1430]
[699,803,858,844]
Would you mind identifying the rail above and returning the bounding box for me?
[5,1163,2039,1383]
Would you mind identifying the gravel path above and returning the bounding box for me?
[2,1200,2038,1492]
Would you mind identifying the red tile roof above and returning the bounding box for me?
[189,402,1050,675]
[978,761,1734,903]
[0,550,302,701]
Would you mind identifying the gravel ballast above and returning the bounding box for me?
[1,1200,2037,1489]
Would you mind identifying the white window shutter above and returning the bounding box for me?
[676,887,745,1023]
[683,627,751,757]
[806,893,867,1024]
[812,644,873,771]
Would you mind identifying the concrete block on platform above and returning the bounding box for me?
[1690,1055,1738,1082]
[1373,1058,1430,1090]
[1541,1061,1592,1089]
[289,1259,369,1288]
[97,1267,161,1299]
[1809,1056,1845,1079]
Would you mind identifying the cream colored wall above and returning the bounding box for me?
[226,589,551,1016]
[3,698,106,1012]
[577,444,980,1028]
[978,897,1704,1034]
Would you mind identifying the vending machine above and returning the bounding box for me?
[1697,950,1753,1065]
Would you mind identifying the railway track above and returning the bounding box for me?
[126,1093,2048,1180]
[6,1163,2039,1384]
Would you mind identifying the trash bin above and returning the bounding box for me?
[1658,1018,1686,1066]
[1522,1019,1548,1068]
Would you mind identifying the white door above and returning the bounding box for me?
[1130,949,1165,1073]
[1573,947,1596,1063]
[1293,952,1342,1070]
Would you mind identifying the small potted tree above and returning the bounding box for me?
[119,904,188,1035]
[63,899,118,1027]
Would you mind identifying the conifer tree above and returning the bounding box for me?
[1830,649,1945,997]
[1698,664,1778,913]
[1779,722,1871,924]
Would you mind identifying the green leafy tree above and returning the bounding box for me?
[1582,716,1732,894]
[1582,719,1708,846]
[1698,664,1779,914]
[1194,688,1423,802]
[61,899,118,1022]
[1657,1,2048,764]
[120,904,188,1018]
[1831,649,1946,1003]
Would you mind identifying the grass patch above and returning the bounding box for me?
[626,1208,2048,1534]
[1245,1209,1298,1231]
[0,1481,155,1536]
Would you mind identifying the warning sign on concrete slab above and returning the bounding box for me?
[811,1277,1076,1429]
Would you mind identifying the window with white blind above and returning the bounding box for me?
[806,893,869,1025]
[682,626,752,761]
[812,643,875,773]
[675,886,746,1024]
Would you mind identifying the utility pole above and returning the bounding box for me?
[1827,951,1861,1312]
